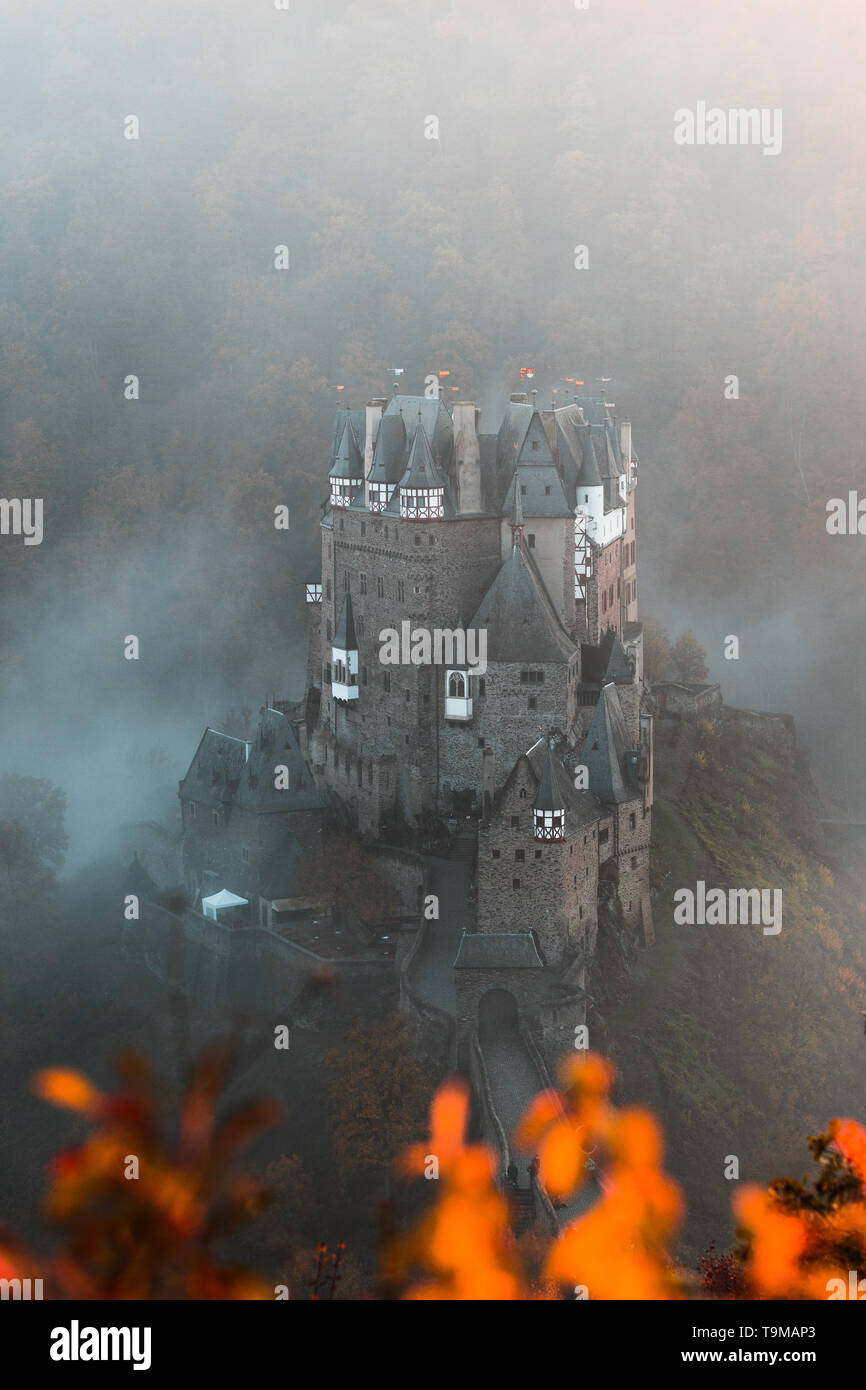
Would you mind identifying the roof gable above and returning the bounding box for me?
[470,543,576,664]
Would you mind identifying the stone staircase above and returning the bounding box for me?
[507,1184,536,1236]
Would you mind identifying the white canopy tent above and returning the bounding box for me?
[201,888,249,921]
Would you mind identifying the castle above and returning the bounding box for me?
[171,387,654,1072]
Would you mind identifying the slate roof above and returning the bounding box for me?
[234,709,322,813]
[581,630,635,685]
[534,742,565,813]
[552,407,588,504]
[382,394,453,470]
[581,683,638,805]
[495,399,533,473]
[179,729,248,809]
[329,415,364,479]
[454,931,544,969]
[470,542,577,664]
[329,408,366,461]
[516,410,556,467]
[180,711,321,818]
[367,411,407,484]
[576,428,603,491]
[333,593,358,651]
[603,631,635,683]
[576,395,613,428]
[523,737,601,828]
[502,464,572,520]
[397,419,447,491]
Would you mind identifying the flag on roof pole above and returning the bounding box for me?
[391,367,405,375]
[519,366,535,379]
[335,385,345,391]
[438,370,450,377]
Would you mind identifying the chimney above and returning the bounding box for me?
[452,401,481,514]
[620,420,632,467]
[364,399,386,507]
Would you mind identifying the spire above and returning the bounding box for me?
[329,416,363,480]
[532,739,566,841]
[333,592,357,652]
[534,740,565,813]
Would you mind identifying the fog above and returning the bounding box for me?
[0,0,862,850]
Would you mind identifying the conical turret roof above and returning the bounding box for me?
[333,592,358,651]
[398,418,446,491]
[367,411,407,484]
[534,741,565,813]
[329,415,364,479]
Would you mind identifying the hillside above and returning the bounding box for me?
[604,714,866,1263]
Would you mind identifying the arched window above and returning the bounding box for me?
[448,671,465,698]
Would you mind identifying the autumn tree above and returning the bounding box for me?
[325,1014,432,1196]
[669,631,709,685]
[258,1153,319,1265]
[642,618,672,684]
[294,827,401,924]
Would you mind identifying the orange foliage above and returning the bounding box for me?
[392,1078,526,1300]
[833,1119,866,1187]
[4,1047,866,1301]
[0,1047,278,1299]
